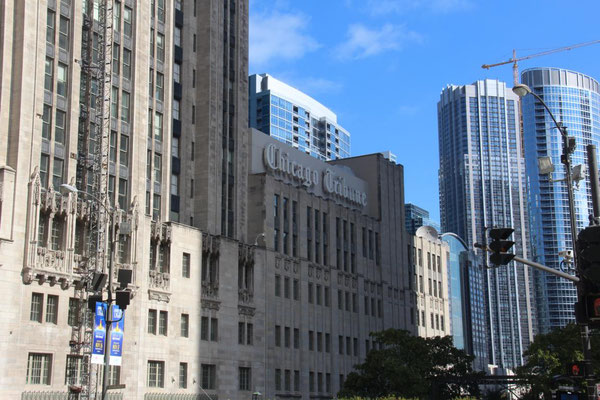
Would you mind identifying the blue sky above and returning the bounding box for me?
[248,0,599,222]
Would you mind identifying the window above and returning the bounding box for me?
[238,322,244,344]
[275,325,281,347]
[173,63,181,83]
[174,27,182,47]
[275,369,281,391]
[293,279,299,300]
[317,332,322,352]
[346,337,351,355]
[285,369,291,391]
[158,311,168,335]
[42,105,52,139]
[54,110,66,144]
[44,58,53,92]
[154,112,163,140]
[201,364,216,389]
[156,33,165,62]
[294,328,299,349]
[275,275,281,297]
[57,63,68,97]
[179,362,188,388]
[157,0,165,22]
[147,360,164,388]
[118,178,127,209]
[201,316,208,340]
[148,309,157,334]
[239,367,251,391]
[316,284,322,305]
[210,318,218,341]
[173,99,180,120]
[309,371,315,392]
[67,298,79,327]
[30,293,43,322]
[156,73,164,101]
[45,295,58,324]
[112,44,120,74]
[180,313,189,337]
[65,355,83,385]
[123,6,132,37]
[247,323,253,345]
[26,353,52,385]
[153,153,162,184]
[46,10,55,43]
[109,366,121,386]
[308,282,313,303]
[284,277,290,299]
[121,91,130,122]
[122,48,131,79]
[119,135,129,167]
[182,253,190,278]
[308,330,314,350]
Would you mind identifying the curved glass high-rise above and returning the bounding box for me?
[438,79,536,370]
[521,68,600,333]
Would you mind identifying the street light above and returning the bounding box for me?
[512,83,579,268]
[60,184,119,400]
[512,84,595,400]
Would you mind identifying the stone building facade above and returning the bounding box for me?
[409,226,451,339]
[0,1,413,400]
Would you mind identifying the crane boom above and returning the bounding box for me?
[482,39,600,85]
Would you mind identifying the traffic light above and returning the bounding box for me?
[566,362,585,378]
[576,225,600,326]
[489,228,515,266]
[115,289,131,310]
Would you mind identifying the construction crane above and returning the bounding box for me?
[482,40,600,85]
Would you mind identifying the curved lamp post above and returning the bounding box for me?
[512,84,579,269]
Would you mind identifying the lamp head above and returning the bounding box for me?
[59,183,78,195]
[537,156,555,176]
[512,84,532,98]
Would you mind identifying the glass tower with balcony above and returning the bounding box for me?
[438,79,536,370]
[249,74,350,161]
[521,68,600,333]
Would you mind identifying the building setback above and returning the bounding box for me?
[249,74,351,161]
[438,80,536,370]
[0,1,413,399]
[521,67,600,333]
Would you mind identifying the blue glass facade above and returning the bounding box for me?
[438,80,536,370]
[249,74,351,161]
[441,233,489,371]
[405,203,440,234]
[521,68,600,333]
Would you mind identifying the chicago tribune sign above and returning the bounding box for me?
[263,143,367,208]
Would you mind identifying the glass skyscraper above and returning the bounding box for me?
[438,79,536,370]
[521,67,600,333]
[405,203,440,234]
[249,74,351,161]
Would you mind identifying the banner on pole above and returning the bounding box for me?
[91,302,106,364]
[109,305,124,366]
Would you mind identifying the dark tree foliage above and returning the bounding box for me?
[338,329,482,399]
[516,323,600,398]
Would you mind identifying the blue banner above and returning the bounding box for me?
[109,305,124,366]
[91,302,106,364]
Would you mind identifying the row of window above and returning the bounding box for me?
[274,369,332,394]
[26,353,120,386]
[273,196,380,266]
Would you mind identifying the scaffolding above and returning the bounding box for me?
[68,0,113,399]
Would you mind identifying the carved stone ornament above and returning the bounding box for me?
[308,265,313,277]
[284,260,290,271]
[275,257,281,269]
[201,298,221,311]
[315,267,321,279]
[337,274,342,285]
[238,305,256,317]
[293,262,299,274]
[148,289,171,303]
[352,278,357,289]
[324,271,329,282]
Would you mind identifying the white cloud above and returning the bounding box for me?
[298,77,343,95]
[335,23,422,60]
[250,11,320,68]
[366,0,472,15]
